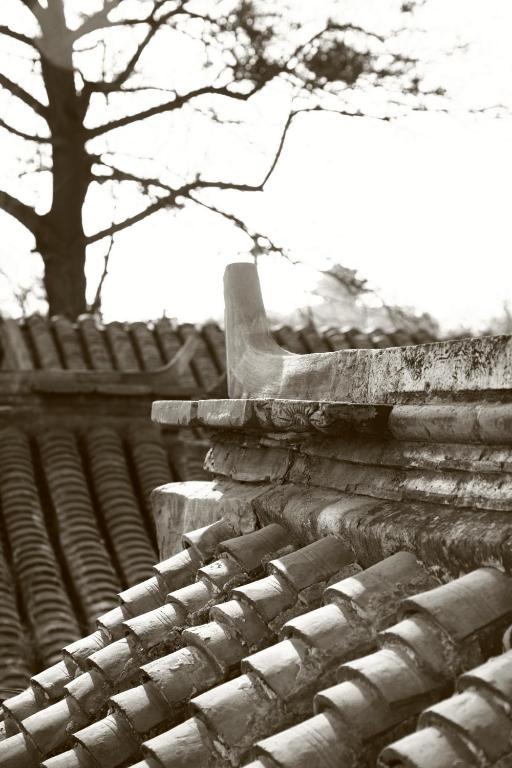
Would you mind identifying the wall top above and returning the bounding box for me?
[224,262,512,404]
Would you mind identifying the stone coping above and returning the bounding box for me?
[152,398,391,434]
[223,263,512,403]
[152,398,512,443]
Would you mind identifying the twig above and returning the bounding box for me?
[89,234,114,314]
[188,193,287,260]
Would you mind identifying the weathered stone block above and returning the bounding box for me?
[151,480,274,558]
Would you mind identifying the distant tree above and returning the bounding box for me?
[0,266,45,318]
[488,302,512,335]
[0,0,437,318]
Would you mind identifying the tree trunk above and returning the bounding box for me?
[38,0,91,319]
[38,120,90,318]
[40,239,87,319]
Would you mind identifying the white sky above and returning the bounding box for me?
[1,0,511,332]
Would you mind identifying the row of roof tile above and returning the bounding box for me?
[0,426,208,688]
[2,517,512,768]
[0,315,437,377]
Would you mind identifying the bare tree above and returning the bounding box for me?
[0,0,433,318]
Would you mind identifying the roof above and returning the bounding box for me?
[2,385,512,766]
[0,264,509,766]
[0,315,436,381]
[0,308,439,687]
[1,516,512,767]
[0,424,209,692]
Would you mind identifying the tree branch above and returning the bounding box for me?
[72,0,125,40]
[260,106,390,188]
[86,193,177,243]
[0,73,47,118]
[96,102,380,199]
[92,159,174,191]
[82,6,182,100]
[87,104,390,243]
[93,156,263,194]
[86,83,266,138]
[0,117,49,143]
[74,18,151,39]
[288,21,385,67]
[85,175,264,244]
[73,1,212,40]
[0,25,40,50]
[0,190,41,234]
[110,85,177,94]
[19,0,45,23]
[189,194,287,260]
[89,235,114,313]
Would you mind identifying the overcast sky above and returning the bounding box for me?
[1,0,511,332]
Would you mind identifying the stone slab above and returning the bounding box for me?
[152,398,391,435]
[153,399,512,445]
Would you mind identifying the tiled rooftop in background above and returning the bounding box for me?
[0,425,209,690]
[2,516,512,768]
[0,315,437,382]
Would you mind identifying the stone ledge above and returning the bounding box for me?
[152,398,391,435]
[152,399,512,444]
[203,433,512,512]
